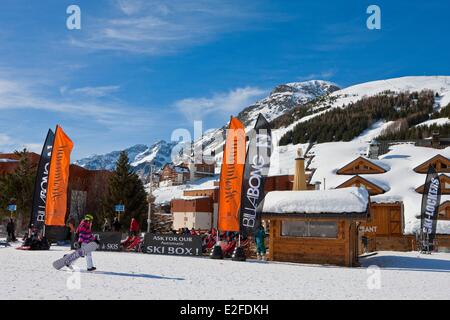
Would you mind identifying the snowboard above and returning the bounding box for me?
[52,242,99,270]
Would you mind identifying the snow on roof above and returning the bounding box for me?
[367,158,391,172]
[0,159,18,163]
[188,185,219,191]
[261,187,369,215]
[174,166,189,173]
[306,141,450,234]
[175,196,211,201]
[357,175,391,192]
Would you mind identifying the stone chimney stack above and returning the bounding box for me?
[293,148,307,191]
[368,140,380,159]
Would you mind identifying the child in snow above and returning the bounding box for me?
[76,214,99,271]
[254,225,267,261]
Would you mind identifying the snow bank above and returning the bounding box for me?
[262,187,369,214]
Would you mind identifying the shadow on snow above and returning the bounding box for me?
[80,270,185,280]
[360,255,450,273]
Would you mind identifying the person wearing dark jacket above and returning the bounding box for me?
[112,217,122,232]
[6,219,16,242]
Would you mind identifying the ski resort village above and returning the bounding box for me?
[0,76,449,300]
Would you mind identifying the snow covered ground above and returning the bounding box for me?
[1,243,449,300]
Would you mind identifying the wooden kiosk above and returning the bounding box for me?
[260,187,369,267]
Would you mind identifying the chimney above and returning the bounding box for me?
[293,148,307,191]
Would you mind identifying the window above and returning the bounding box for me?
[281,221,338,238]
[442,163,447,169]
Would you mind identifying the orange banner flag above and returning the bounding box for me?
[218,117,246,232]
[45,125,74,226]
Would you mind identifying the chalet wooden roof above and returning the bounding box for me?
[413,154,450,173]
[415,174,450,194]
[336,156,387,175]
[335,175,387,195]
[439,200,450,210]
[259,188,370,219]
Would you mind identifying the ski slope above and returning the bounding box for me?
[1,244,450,300]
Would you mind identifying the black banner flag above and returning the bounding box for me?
[239,114,272,236]
[29,129,54,231]
[420,165,441,246]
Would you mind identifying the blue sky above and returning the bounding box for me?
[0,0,449,159]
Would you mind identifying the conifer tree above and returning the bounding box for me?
[103,151,148,230]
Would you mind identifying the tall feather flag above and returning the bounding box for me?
[420,165,441,248]
[45,125,74,227]
[29,129,54,231]
[239,114,272,236]
[218,117,246,232]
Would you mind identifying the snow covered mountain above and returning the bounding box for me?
[272,76,450,145]
[237,80,340,127]
[75,140,176,178]
[76,80,339,173]
[76,76,450,181]
[75,144,148,171]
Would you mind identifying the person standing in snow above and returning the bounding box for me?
[112,217,122,232]
[6,218,16,242]
[129,217,140,236]
[254,225,267,261]
[76,214,99,271]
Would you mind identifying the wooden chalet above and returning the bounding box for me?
[359,202,408,252]
[159,163,190,186]
[184,161,216,181]
[336,156,388,175]
[336,175,387,195]
[413,154,450,174]
[261,187,370,267]
[439,201,450,220]
[415,174,450,195]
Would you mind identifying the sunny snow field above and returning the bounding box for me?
[1,244,449,300]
